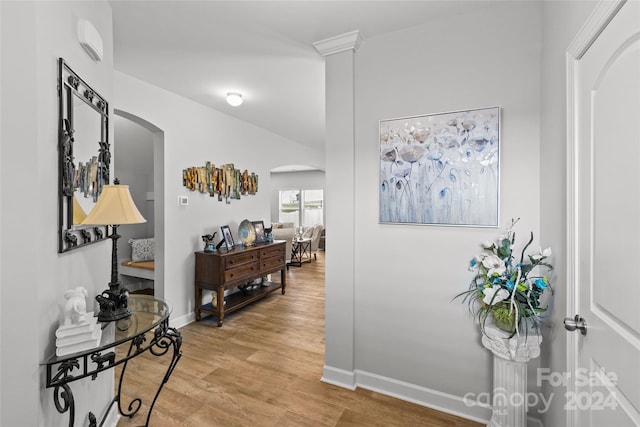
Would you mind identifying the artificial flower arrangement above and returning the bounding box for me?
[456,218,554,336]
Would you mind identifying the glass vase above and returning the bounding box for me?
[493,311,517,334]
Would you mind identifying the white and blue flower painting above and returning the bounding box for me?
[379,107,500,226]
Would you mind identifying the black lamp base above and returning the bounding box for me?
[95,281,130,322]
[97,306,131,322]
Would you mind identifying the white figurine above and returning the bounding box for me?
[62,286,89,326]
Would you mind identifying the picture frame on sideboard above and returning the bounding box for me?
[220,225,234,250]
[252,220,266,243]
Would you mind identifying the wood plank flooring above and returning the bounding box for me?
[116,252,483,427]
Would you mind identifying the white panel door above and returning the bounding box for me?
[570,1,640,426]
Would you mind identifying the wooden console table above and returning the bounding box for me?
[194,240,287,326]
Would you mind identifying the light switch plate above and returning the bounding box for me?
[178,195,189,206]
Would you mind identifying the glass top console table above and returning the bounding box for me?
[42,295,182,427]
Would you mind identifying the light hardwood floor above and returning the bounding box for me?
[116,252,483,426]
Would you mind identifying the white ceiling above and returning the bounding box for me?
[110,1,491,152]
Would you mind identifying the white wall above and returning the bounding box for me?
[114,115,155,254]
[114,71,324,325]
[539,1,598,426]
[324,2,544,422]
[1,1,114,426]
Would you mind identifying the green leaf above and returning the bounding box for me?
[497,239,511,258]
[520,263,533,275]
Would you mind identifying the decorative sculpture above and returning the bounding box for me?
[95,289,128,321]
[80,229,91,244]
[62,286,89,326]
[61,119,75,197]
[65,231,78,247]
[202,232,217,253]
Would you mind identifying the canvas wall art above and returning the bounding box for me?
[379,107,500,226]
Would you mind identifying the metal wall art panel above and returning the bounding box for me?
[183,162,258,204]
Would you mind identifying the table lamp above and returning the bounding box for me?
[81,179,146,321]
[72,195,87,225]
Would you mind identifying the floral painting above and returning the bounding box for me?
[379,107,500,226]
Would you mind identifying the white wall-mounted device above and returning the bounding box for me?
[178,196,189,206]
[77,19,103,62]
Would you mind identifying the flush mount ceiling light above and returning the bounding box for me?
[226,92,243,107]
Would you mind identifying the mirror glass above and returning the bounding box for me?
[72,94,103,223]
[58,58,110,253]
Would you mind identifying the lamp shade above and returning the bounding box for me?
[72,195,87,225]
[81,184,146,225]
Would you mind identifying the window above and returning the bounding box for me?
[301,189,323,227]
[278,190,300,227]
[279,189,324,228]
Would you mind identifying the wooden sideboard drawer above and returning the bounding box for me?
[260,246,284,259]
[224,261,259,282]
[261,254,285,270]
[224,252,258,269]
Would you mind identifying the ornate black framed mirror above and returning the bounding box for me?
[58,58,110,253]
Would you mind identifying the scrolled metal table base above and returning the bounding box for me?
[44,296,182,427]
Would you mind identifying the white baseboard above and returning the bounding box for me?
[321,365,357,390]
[323,365,491,423]
[357,369,490,423]
[170,312,195,330]
[321,365,546,426]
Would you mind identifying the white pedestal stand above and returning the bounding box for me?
[481,323,541,427]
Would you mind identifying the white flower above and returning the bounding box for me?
[477,253,487,262]
[481,240,493,249]
[531,246,552,261]
[482,254,506,276]
[482,285,510,305]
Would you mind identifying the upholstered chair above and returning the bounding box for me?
[302,224,324,260]
[270,223,296,266]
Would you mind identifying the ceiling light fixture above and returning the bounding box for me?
[226,92,243,107]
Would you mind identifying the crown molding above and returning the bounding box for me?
[313,30,362,56]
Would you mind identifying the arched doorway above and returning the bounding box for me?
[114,109,166,299]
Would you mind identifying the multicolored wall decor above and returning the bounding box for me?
[379,107,500,226]
[183,162,258,203]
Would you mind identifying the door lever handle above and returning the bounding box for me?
[564,314,587,335]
